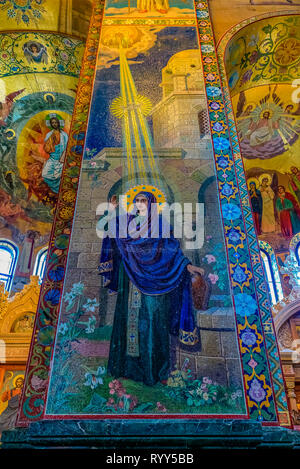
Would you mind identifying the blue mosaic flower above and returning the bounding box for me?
[234,293,258,316]
[249,378,267,404]
[210,102,220,111]
[48,266,64,282]
[228,229,241,243]
[83,298,99,313]
[241,329,257,347]
[222,203,241,220]
[64,291,75,304]
[232,265,247,284]
[85,315,97,334]
[213,136,230,151]
[221,182,233,197]
[84,366,105,389]
[217,157,228,169]
[71,282,85,296]
[212,122,224,132]
[45,288,60,305]
[22,14,29,23]
[71,145,83,154]
[58,323,68,335]
[196,10,209,18]
[58,64,65,72]
[206,86,221,98]
[7,8,16,17]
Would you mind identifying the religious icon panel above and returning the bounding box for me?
[45,4,247,418]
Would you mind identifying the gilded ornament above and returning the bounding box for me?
[59,206,73,220]
[0,282,9,320]
[62,190,76,203]
[273,38,300,66]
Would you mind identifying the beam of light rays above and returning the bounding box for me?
[121,47,147,180]
[110,43,161,192]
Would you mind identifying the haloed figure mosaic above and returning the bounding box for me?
[45,6,246,417]
[97,190,204,386]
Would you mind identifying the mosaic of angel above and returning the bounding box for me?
[23,41,48,65]
[0,88,25,127]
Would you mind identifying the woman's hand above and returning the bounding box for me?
[187,264,204,276]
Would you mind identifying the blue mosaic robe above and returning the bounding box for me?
[98,192,199,386]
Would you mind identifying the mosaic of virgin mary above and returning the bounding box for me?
[97,188,204,387]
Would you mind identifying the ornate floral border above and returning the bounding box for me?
[17,0,105,426]
[194,0,285,425]
[219,13,300,98]
[0,31,84,78]
[216,10,291,425]
[17,0,291,426]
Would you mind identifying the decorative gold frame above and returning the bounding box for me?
[0,277,40,367]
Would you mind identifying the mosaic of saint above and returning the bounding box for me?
[45,4,246,417]
[0,94,71,236]
[234,84,300,244]
[0,371,24,433]
[0,31,84,246]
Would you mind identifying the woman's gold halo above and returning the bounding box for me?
[258,173,272,186]
[247,177,259,189]
[122,184,166,213]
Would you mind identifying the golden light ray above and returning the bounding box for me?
[110,94,152,118]
[108,34,162,192]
